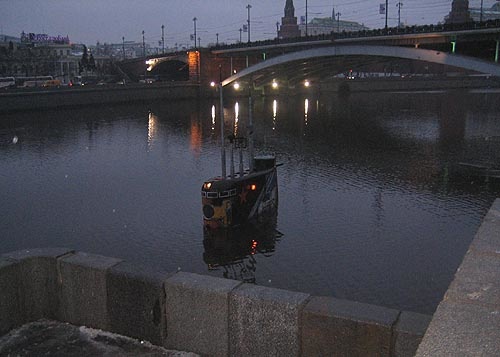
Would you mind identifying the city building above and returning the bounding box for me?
[0,32,81,83]
[279,0,301,39]
[469,2,500,22]
[299,17,369,36]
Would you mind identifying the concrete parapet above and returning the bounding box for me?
[164,272,241,356]
[416,198,500,356]
[301,296,399,356]
[393,311,432,357]
[229,284,310,357]
[107,261,172,346]
[0,258,21,335]
[0,246,438,356]
[58,252,122,330]
[1,248,73,324]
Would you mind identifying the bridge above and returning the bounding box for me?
[118,21,500,87]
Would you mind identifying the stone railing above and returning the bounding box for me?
[0,247,431,356]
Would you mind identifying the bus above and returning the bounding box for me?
[0,77,15,89]
[16,76,53,88]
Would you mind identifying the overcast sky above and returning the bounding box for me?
[1,0,497,46]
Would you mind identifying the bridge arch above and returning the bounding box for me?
[221,45,500,86]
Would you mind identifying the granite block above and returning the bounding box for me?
[58,252,121,329]
[165,272,241,356]
[301,296,399,357]
[0,258,21,335]
[107,261,172,346]
[229,283,310,357]
[2,248,74,322]
[416,300,500,356]
[393,311,432,357]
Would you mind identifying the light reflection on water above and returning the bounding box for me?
[1,91,499,315]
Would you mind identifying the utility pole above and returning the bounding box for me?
[161,25,165,54]
[246,4,252,43]
[336,12,341,33]
[122,36,125,60]
[306,0,308,36]
[142,30,145,57]
[397,2,403,29]
[193,17,197,49]
[385,0,388,31]
[480,0,484,22]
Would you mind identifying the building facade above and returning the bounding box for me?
[469,2,500,22]
[299,17,369,36]
[0,32,81,82]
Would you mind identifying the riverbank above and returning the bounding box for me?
[0,82,200,113]
[1,77,499,113]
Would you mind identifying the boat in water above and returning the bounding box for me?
[201,83,279,230]
[202,155,278,230]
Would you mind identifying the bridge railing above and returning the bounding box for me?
[211,19,500,52]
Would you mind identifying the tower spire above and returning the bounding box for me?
[285,0,295,18]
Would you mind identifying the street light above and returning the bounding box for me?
[142,30,145,57]
[122,36,125,60]
[276,22,280,41]
[246,4,251,43]
[305,0,308,36]
[193,17,197,49]
[239,28,243,43]
[397,2,403,29]
[385,0,389,31]
[216,33,219,46]
[336,12,341,33]
[161,25,165,54]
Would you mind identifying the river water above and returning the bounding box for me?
[1,89,499,315]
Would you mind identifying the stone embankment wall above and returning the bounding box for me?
[0,83,200,113]
[2,199,498,356]
[0,249,429,356]
[416,198,500,356]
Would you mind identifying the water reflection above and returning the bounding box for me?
[202,218,282,284]
[147,111,158,150]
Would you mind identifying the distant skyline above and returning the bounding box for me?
[1,1,497,46]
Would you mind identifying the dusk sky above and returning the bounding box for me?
[1,0,496,47]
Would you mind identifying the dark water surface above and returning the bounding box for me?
[1,90,499,315]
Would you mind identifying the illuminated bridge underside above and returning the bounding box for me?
[221,45,500,87]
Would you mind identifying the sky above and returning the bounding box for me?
[0,0,497,47]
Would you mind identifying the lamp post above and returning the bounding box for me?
[336,12,341,33]
[122,36,125,60]
[239,28,243,43]
[161,25,165,54]
[246,4,251,43]
[385,0,388,31]
[397,2,403,29]
[216,33,219,46]
[193,17,197,49]
[306,0,308,36]
[142,30,145,57]
[480,0,484,22]
[198,37,201,48]
[276,22,280,41]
